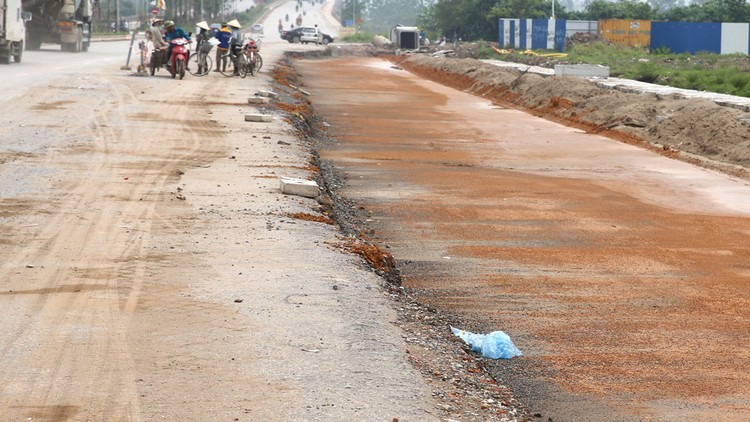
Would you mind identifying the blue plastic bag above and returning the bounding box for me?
[451,326,522,359]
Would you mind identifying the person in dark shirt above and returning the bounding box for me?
[163,20,192,65]
[214,23,232,72]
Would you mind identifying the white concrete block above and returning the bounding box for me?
[279,177,319,198]
[256,90,278,98]
[554,64,610,78]
[248,96,271,104]
[245,114,273,122]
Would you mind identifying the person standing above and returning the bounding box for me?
[226,19,244,76]
[314,24,320,45]
[195,21,212,74]
[214,22,232,72]
[227,19,244,50]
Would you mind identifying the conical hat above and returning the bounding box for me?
[227,19,241,28]
[196,21,209,30]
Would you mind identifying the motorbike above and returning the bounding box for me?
[242,39,262,77]
[149,38,190,79]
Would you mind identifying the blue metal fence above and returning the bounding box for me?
[499,18,750,55]
[650,22,722,54]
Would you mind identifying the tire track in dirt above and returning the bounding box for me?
[0,72,227,420]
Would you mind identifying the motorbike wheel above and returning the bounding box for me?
[177,59,185,80]
[150,59,157,76]
[238,55,249,78]
[256,53,263,72]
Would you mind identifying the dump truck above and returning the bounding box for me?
[23,0,91,52]
[0,0,27,63]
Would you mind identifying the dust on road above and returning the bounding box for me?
[0,45,438,421]
[294,55,750,422]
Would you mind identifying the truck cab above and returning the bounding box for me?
[24,0,91,52]
[0,0,27,63]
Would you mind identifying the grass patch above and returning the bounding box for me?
[492,42,750,97]
[342,31,377,43]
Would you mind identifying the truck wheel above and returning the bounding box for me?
[0,56,10,65]
[14,41,23,63]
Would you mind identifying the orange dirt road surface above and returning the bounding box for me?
[295,57,750,421]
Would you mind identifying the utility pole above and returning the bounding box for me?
[551,0,555,20]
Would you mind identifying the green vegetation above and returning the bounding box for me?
[497,43,750,97]
[94,0,267,33]
[474,41,497,59]
[417,0,750,42]
[342,31,378,43]
[231,5,267,29]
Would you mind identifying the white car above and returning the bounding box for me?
[299,27,323,44]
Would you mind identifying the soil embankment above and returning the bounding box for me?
[397,54,750,180]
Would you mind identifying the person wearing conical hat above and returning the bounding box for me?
[148,18,167,49]
[227,19,244,75]
[195,21,212,74]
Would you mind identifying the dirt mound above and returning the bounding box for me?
[567,32,612,49]
[396,54,750,178]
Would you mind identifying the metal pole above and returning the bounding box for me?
[121,30,137,70]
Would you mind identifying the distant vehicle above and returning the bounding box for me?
[251,23,263,34]
[280,27,333,45]
[0,0,27,63]
[24,0,92,52]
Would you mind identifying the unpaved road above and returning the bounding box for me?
[294,56,750,421]
[3,8,750,422]
[0,38,439,420]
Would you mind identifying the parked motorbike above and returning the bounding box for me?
[243,39,262,76]
[149,38,190,79]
